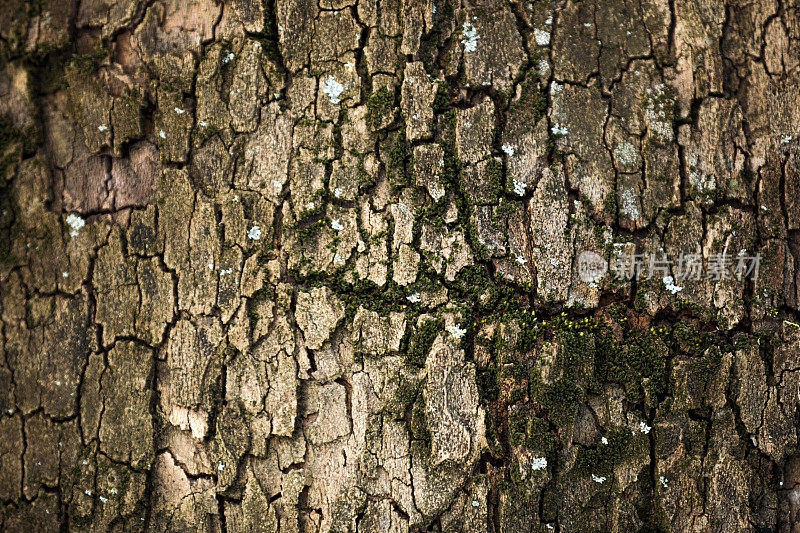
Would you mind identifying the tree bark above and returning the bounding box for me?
[0,0,799,531]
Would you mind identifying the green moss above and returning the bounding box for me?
[508,409,528,446]
[432,80,453,114]
[387,128,408,187]
[366,86,395,130]
[332,118,344,160]
[477,363,500,403]
[557,328,593,380]
[515,316,543,353]
[508,72,548,127]
[0,117,19,151]
[299,276,410,322]
[395,376,421,407]
[531,378,582,429]
[673,322,712,354]
[595,326,669,404]
[526,417,558,453]
[112,90,144,144]
[508,411,556,453]
[484,158,503,200]
[68,43,109,77]
[247,287,277,330]
[407,318,443,367]
[293,216,326,242]
[575,425,645,477]
[603,192,617,217]
[451,265,519,315]
[411,394,432,446]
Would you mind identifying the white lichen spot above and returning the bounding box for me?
[334,187,344,198]
[545,15,553,25]
[614,142,639,167]
[513,179,526,196]
[591,474,606,484]
[551,123,568,136]
[601,436,609,445]
[158,129,166,139]
[62,271,69,278]
[534,29,551,46]
[99,496,108,503]
[660,476,668,488]
[222,52,235,64]
[502,144,515,157]
[515,254,527,265]
[447,324,467,339]
[218,463,225,471]
[689,169,716,194]
[644,84,675,142]
[220,268,233,276]
[200,121,208,127]
[331,219,344,231]
[471,500,480,508]
[407,293,421,303]
[537,59,550,78]
[247,226,262,241]
[639,421,652,434]
[98,124,108,132]
[66,213,86,237]
[429,185,445,201]
[272,180,283,190]
[85,489,92,496]
[321,76,346,105]
[662,275,682,294]
[620,188,641,221]
[174,107,185,114]
[531,456,548,470]
[781,135,793,144]
[462,22,480,52]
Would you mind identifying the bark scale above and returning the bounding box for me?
[0,0,799,531]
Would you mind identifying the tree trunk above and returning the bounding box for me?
[1,0,799,530]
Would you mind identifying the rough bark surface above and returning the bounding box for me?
[0,0,799,531]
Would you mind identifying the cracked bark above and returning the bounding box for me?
[0,0,799,531]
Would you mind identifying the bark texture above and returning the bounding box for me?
[0,0,799,531]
